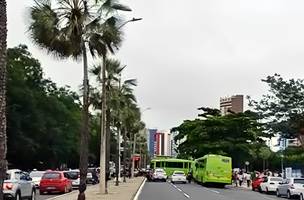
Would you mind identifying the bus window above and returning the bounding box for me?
[151,163,154,169]
[189,163,191,169]
[161,162,165,168]
[166,162,183,168]
[184,163,188,169]
[156,162,160,168]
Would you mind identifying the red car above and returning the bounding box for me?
[252,177,265,191]
[39,171,72,195]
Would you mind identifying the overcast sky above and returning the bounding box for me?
[7,0,304,130]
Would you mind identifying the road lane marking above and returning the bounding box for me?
[133,178,147,200]
[170,183,191,199]
[261,196,277,200]
[183,193,190,199]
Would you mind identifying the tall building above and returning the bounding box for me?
[220,95,244,115]
[147,129,157,157]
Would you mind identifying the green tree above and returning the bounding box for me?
[29,0,128,197]
[172,108,266,168]
[7,45,82,169]
[258,147,272,170]
[0,0,7,199]
[249,74,304,140]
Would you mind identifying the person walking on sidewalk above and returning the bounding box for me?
[245,172,251,188]
[238,171,244,186]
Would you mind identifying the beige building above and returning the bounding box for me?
[220,95,244,115]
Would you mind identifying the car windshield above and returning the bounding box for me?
[30,171,44,178]
[42,172,61,180]
[294,179,304,184]
[174,172,185,175]
[270,178,283,182]
[64,171,79,179]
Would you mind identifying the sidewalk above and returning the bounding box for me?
[49,177,145,200]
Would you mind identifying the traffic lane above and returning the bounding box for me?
[176,182,283,200]
[37,193,60,200]
[138,181,189,200]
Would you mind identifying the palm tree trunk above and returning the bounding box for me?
[131,134,136,178]
[123,128,127,182]
[99,55,107,194]
[106,109,110,180]
[78,40,89,200]
[0,1,7,200]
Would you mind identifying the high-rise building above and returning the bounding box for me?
[220,95,244,115]
[147,129,157,157]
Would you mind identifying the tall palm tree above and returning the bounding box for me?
[29,0,127,198]
[0,0,7,199]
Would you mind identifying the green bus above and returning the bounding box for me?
[192,154,232,185]
[150,158,192,176]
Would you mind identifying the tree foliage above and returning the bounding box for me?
[249,74,304,139]
[6,45,84,169]
[172,108,267,168]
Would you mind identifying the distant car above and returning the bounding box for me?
[63,170,80,188]
[3,169,36,200]
[30,171,45,188]
[152,168,167,182]
[260,176,283,193]
[277,178,304,198]
[171,171,187,184]
[39,171,72,195]
[252,177,265,191]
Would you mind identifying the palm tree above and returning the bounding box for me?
[0,0,7,199]
[29,0,128,197]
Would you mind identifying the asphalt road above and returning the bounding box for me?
[139,181,287,200]
[37,193,59,200]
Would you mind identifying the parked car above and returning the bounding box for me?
[171,171,187,184]
[30,171,45,188]
[252,177,265,191]
[152,168,167,182]
[63,170,80,188]
[3,169,36,200]
[260,176,283,193]
[39,171,72,195]
[277,178,304,198]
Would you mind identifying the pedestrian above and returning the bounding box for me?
[187,170,193,183]
[238,171,244,186]
[245,172,251,188]
[233,171,238,187]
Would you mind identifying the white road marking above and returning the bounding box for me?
[170,183,191,199]
[133,178,147,200]
[183,193,190,199]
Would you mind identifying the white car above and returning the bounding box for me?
[153,168,167,182]
[30,171,45,188]
[277,178,304,198]
[260,176,283,193]
[64,170,80,188]
[4,169,36,200]
[171,171,187,184]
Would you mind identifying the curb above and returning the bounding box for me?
[132,178,146,200]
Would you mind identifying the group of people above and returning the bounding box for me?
[233,171,252,187]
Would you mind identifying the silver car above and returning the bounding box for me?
[4,169,36,200]
[277,178,304,198]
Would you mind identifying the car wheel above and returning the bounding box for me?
[171,181,175,184]
[300,193,304,200]
[276,190,281,197]
[30,189,36,200]
[15,192,21,200]
[287,191,291,199]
